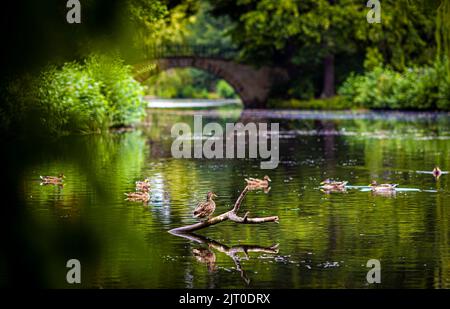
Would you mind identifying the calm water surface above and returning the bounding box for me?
[17,109,450,288]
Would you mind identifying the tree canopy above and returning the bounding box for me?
[207,0,440,97]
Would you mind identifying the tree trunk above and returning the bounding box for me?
[321,54,335,98]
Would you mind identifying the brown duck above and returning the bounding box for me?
[369,181,398,192]
[124,191,150,202]
[135,178,150,192]
[40,173,65,185]
[193,192,217,220]
[245,175,271,187]
[320,179,348,190]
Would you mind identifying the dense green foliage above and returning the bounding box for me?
[145,68,237,99]
[2,0,450,140]
[209,0,440,100]
[86,55,145,126]
[216,80,237,99]
[37,63,109,134]
[435,0,450,73]
[1,0,168,75]
[268,96,355,110]
[1,55,145,137]
[339,61,450,110]
[138,0,450,109]
[1,0,167,137]
[142,1,238,100]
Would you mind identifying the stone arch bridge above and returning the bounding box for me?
[133,45,288,108]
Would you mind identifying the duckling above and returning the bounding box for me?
[369,181,398,192]
[193,192,217,220]
[432,167,442,179]
[124,191,150,202]
[135,178,150,192]
[245,175,271,187]
[320,179,348,190]
[40,173,65,185]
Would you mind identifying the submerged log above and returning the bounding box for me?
[168,186,279,234]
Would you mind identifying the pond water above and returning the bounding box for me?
[13,109,450,288]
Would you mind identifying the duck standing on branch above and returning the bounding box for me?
[369,181,398,192]
[193,192,217,220]
[320,179,348,191]
[245,176,271,187]
[40,173,65,186]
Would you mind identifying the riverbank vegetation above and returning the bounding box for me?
[2,54,145,137]
[339,61,450,110]
[144,68,237,99]
[267,97,355,111]
[271,60,450,111]
[141,0,450,111]
[2,0,450,139]
[142,1,239,100]
[0,0,168,138]
[206,0,450,110]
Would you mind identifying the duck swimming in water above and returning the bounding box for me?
[124,191,150,202]
[40,173,65,185]
[193,192,217,220]
[245,176,271,187]
[432,167,442,179]
[320,179,348,190]
[369,181,398,192]
[135,178,150,192]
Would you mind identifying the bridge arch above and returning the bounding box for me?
[133,57,287,108]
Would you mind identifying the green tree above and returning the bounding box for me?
[142,1,239,100]
[209,0,437,99]
[434,0,450,74]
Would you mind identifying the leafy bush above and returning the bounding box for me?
[216,80,237,98]
[145,67,238,99]
[37,63,109,134]
[1,54,145,137]
[85,54,145,127]
[339,60,450,110]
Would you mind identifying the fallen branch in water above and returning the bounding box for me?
[168,185,279,234]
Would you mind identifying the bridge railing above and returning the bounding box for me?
[144,44,238,60]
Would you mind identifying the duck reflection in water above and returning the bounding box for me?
[244,176,272,194]
[320,179,347,194]
[371,189,397,197]
[172,231,279,285]
[320,187,347,194]
[245,176,272,194]
[192,248,217,272]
